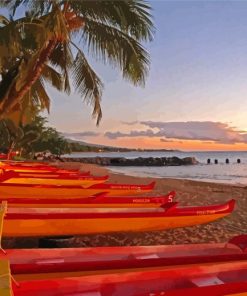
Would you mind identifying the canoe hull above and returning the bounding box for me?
[2,213,228,237]
[0,192,174,208]
[3,177,107,187]
[3,202,164,208]
[1,236,246,277]
[11,260,247,296]
[0,184,153,198]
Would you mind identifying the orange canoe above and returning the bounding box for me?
[0,181,156,198]
[0,199,235,237]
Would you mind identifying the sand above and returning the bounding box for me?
[3,161,247,248]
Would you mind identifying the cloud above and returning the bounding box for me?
[105,121,247,144]
[120,121,139,126]
[62,131,100,139]
[105,129,156,139]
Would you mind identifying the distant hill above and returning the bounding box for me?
[61,135,133,152]
[61,133,178,153]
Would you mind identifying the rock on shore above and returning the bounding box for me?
[62,156,198,166]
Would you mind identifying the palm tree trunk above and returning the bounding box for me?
[0,40,57,117]
[7,141,16,160]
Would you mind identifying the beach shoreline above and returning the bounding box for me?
[2,161,247,249]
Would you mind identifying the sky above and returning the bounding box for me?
[3,1,247,151]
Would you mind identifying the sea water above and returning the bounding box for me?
[63,151,247,185]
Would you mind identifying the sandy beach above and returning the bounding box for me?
[3,161,247,249]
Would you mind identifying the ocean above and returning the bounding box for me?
[63,151,247,185]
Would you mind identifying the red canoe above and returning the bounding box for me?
[0,191,175,208]
[0,162,82,174]
[0,171,109,187]
[8,256,247,296]
[1,235,247,277]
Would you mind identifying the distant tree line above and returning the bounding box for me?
[0,115,134,159]
[0,115,71,158]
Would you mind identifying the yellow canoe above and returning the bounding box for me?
[0,199,234,237]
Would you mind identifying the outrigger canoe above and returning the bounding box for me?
[0,161,54,167]
[0,199,235,237]
[0,171,108,187]
[0,181,156,198]
[0,235,246,279]
[0,166,79,173]
[2,170,91,178]
[0,191,175,208]
[0,162,81,174]
[8,259,247,296]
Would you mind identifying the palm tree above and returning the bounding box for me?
[0,1,154,125]
[0,118,41,159]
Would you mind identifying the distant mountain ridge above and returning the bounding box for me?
[61,133,177,152]
[61,133,133,151]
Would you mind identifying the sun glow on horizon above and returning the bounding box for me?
[85,136,247,152]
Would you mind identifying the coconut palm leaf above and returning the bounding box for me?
[82,19,149,85]
[70,0,154,41]
[41,64,64,92]
[31,78,50,112]
[0,0,154,125]
[0,20,22,71]
[0,7,68,116]
[0,15,10,26]
[72,45,103,125]
[1,0,52,16]
[49,42,73,94]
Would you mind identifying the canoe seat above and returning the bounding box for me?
[135,254,160,259]
[80,292,101,296]
[35,258,65,264]
[190,275,224,287]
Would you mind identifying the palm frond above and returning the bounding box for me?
[49,42,73,94]
[0,60,21,100]
[0,1,154,125]
[0,16,48,73]
[0,21,22,70]
[32,78,50,112]
[70,0,154,41]
[41,63,64,91]
[49,42,73,69]
[82,19,150,85]
[7,89,40,125]
[72,44,103,125]
[0,15,10,26]
[0,0,52,16]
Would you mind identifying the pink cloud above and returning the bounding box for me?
[105,121,247,144]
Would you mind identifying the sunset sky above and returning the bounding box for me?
[3,1,247,151]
